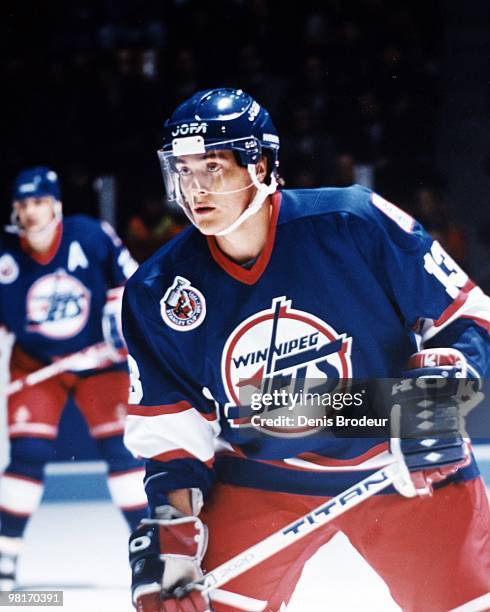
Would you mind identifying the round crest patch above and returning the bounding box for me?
[0,254,19,284]
[160,276,206,331]
[26,270,91,338]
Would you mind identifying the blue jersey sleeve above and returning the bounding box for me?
[122,276,217,510]
[348,192,490,376]
[98,220,138,289]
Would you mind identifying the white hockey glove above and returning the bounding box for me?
[390,348,481,497]
[102,286,128,361]
[129,506,211,612]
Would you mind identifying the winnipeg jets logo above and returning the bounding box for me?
[0,254,19,284]
[221,297,352,434]
[160,276,206,331]
[26,270,90,338]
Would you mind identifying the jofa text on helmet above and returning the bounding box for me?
[172,122,208,137]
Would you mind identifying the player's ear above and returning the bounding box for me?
[255,155,268,183]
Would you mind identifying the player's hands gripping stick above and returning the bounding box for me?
[129,506,211,612]
[389,348,481,497]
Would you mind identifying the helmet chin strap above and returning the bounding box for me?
[213,165,277,237]
[178,166,277,235]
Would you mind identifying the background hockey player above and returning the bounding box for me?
[0,167,148,590]
[123,89,490,611]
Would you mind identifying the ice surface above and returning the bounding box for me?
[15,499,402,612]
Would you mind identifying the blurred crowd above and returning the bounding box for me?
[3,0,477,273]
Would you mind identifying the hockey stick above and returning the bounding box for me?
[4,342,126,397]
[194,461,401,609]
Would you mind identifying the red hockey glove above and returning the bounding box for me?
[389,348,481,497]
[129,507,210,612]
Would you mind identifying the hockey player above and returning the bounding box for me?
[0,167,148,590]
[123,89,490,611]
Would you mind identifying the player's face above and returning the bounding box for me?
[14,196,57,233]
[175,150,265,235]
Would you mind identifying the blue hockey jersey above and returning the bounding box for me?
[122,185,490,505]
[0,215,137,368]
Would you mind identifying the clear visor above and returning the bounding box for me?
[158,137,257,221]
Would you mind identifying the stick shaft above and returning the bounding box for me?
[201,462,400,594]
[4,342,122,396]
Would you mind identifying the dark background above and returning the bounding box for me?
[0,0,489,460]
[1,0,489,282]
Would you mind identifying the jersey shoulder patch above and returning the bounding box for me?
[370,192,415,233]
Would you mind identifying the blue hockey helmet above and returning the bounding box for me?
[158,88,280,235]
[161,88,279,170]
[12,166,61,202]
